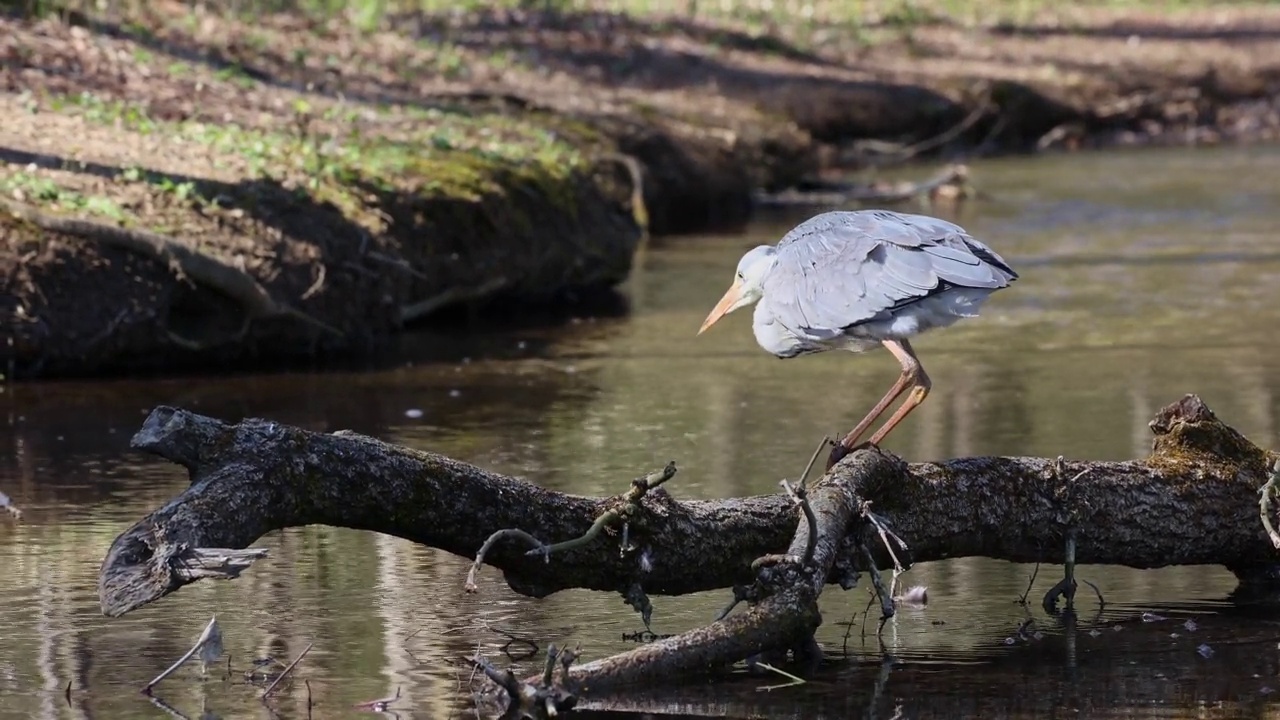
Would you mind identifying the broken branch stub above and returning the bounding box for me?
[101,394,1280,624]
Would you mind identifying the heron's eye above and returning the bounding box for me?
[736,271,744,280]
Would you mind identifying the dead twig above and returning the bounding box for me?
[780,479,817,567]
[472,643,581,718]
[363,251,429,279]
[861,501,910,574]
[754,661,807,692]
[300,262,326,301]
[261,641,313,700]
[861,542,895,626]
[527,462,677,558]
[854,98,992,163]
[465,529,549,593]
[799,436,832,489]
[1080,578,1107,609]
[142,616,222,693]
[1017,559,1042,606]
[466,463,678,593]
[713,584,754,622]
[400,277,509,324]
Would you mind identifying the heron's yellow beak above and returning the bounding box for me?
[698,278,743,335]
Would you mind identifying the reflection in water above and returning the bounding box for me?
[5,145,1280,719]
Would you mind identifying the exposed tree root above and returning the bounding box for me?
[97,394,1280,714]
[0,196,342,344]
[399,276,510,325]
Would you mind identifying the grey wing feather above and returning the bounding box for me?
[764,210,1017,336]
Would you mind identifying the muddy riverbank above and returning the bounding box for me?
[3,3,1280,379]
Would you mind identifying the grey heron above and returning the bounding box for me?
[697,209,1018,468]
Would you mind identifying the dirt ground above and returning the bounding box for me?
[3,2,1279,379]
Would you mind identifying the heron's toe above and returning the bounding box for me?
[826,442,852,470]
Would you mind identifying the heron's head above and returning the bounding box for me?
[698,245,777,335]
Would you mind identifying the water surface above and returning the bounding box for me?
[4,145,1280,719]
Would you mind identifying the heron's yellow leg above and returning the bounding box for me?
[837,363,913,450]
[830,339,930,471]
[865,339,932,446]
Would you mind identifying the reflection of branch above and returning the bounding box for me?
[261,641,313,699]
[142,616,222,693]
[145,694,193,720]
[352,685,401,712]
[754,165,974,208]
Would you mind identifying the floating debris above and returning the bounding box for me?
[0,490,21,519]
[354,686,401,712]
[1141,612,1166,622]
[893,585,929,608]
[449,389,462,398]
[404,408,424,419]
[1196,643,1214,659]
[1183,618,1198,632]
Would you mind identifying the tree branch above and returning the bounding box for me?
[101,395,1280,620]
[95,393,1280,711]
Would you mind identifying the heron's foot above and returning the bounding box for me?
[825,439,878,471]
[825,442,849,471]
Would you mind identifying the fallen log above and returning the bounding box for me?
[99,394,1280,709]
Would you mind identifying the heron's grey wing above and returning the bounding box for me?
[763,210,1017,337]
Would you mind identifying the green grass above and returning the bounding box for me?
[0,172,126,221]
[29,88,594,231]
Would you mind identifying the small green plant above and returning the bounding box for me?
[1,172,126,221]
